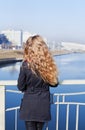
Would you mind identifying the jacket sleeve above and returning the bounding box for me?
[17,64,27,92]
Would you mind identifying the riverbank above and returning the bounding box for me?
[0,49,72,60]
[0,49,84,65]
[0,49,23,60]
[0,50,23,65]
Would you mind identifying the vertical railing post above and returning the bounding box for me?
[46,122,48,130]
[62,95,65,102]
[0,86,5,130]
[66,104,69,130]
[15,109,18,130]
[56,95,59,130]
[76,104,79,130]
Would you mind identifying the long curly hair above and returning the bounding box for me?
[24,35,58,85]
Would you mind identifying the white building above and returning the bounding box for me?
[23,31,32,43]
[0,30,32,47]
[1,30,21,46]
[61,42,85,51]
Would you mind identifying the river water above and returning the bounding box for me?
[0,53,85,130]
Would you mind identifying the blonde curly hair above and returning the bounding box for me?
[24,35,58,86]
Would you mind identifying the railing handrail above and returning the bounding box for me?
[60,79,85,85]
[6,89,85,96]
[55,102,85,105]
[0,80,17,86]
[6,89,21,93]
[54,91,85,96]
[1,79,85,86]
[6,106,20,111]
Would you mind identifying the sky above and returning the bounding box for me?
[0,0,85,43]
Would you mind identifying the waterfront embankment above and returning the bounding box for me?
[0,50,23,65]
[0,58,22,65]
[0,49,84,65]
[0,49,23,59]
[0,49,72,59]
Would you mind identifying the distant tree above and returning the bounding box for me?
[0,34,9,44]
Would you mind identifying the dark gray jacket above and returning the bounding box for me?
[17,61,58,122]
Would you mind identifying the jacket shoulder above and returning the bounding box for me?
[21,61,30,69]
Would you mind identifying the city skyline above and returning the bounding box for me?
[0,0,85,43]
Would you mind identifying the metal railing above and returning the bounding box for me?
[54,92,85,130]
[0,80,85,130]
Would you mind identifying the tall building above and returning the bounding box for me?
[23,31,32,43]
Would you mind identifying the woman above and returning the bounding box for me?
[17,35,59,130]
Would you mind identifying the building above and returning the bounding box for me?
[23,31,32,43]
[61,42,85,51]
[0,30,32,47]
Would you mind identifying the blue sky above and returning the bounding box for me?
[0,0,85,43]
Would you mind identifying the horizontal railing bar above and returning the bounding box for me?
[55,102,85,105]
[6,90,85,97]
[6,89,21,94]
[6,106,20,111]
[0,79,85,86]
[0,80,17,86]
[6,102,85,113]
[54,91,85,96]
[60,79,85,85]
